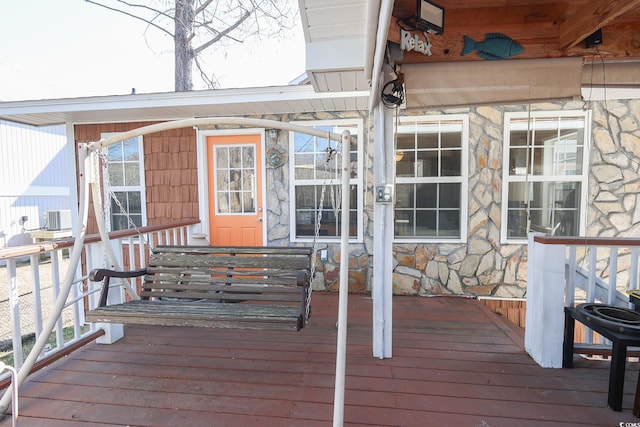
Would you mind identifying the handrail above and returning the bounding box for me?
[526,234,640,368]
[0,220,199,387]
[0,219,199,260]
[534,235,640,246]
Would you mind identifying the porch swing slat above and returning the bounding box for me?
[87,245,313,331]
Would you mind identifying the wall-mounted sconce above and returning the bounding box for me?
[267,129,278,144]
[400,0,445,35]
[266,145,287,168]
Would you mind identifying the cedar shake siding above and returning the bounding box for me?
[74,122,198,235]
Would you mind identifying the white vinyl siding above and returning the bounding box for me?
[0,120,70,247]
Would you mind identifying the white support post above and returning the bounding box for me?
[525,233,566,368]
[372,89,394,359]
[332,130,351,427]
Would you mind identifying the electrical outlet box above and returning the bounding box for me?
[376,184,393,203]
[320,249,328,262]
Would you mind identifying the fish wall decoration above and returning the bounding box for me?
[461,33,524,60]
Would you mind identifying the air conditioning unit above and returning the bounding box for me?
[44,210,72,231]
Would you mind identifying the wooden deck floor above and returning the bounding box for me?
[6,293,640,426]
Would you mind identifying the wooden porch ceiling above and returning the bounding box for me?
[389,0,640,64]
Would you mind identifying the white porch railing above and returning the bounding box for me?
[526,233,640,368]
[0,220,199,384]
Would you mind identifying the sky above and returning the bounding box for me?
[0,0,306,101]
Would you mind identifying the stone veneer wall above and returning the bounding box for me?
[215,99,640,297]
[259,111,373,293]
[391,98,640,298]
[588,99,640,237]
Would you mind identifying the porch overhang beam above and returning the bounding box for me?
[90,116,344,151]
[558,0,640,49]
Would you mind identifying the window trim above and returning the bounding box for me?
[500,110,590,244]
[289,119,364,244]
[393,114,469,244]
[101,133,147,233]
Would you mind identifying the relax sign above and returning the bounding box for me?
[400,29,432,56]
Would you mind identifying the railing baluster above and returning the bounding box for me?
[608,248,618,305]
[585,247,598,344]
[51,253,64,349]
[127,236,137,290]
[71,278,83,338]
[30,254,43,343]
[566,246,577,307]
[631,247,639,291]
[0,220,200,373]
[587,248,597,303]
[138,234,146,269]
[7,259,23,369]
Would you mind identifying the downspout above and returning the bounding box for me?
[368,0,394,112]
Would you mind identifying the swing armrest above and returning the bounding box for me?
[296,271,310,287]
[89,268,147,307]
[89,268,148,282]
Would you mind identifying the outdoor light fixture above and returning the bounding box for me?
[267,129,278,143]
[400,0,445,35]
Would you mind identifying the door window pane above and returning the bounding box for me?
[215,145,256,214]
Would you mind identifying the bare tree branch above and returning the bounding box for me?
[87,0,296,91]
[110,0,172,20]
[85,0,174,38]
[193,54,219,89]
[193,9,251,54]
[195,0,215,16]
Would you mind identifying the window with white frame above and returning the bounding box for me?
[289,120,363,242]
[502,111,589,242]
[102,134,147,232]
[394,115,468,242]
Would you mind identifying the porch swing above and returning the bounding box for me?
[0,117,354,417]
[85,124,345,331]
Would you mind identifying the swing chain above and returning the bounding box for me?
[326,146,342,215]
[306,138,339,321]
[97,150,152,249]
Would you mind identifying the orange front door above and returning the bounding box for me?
[207,134,264,246]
